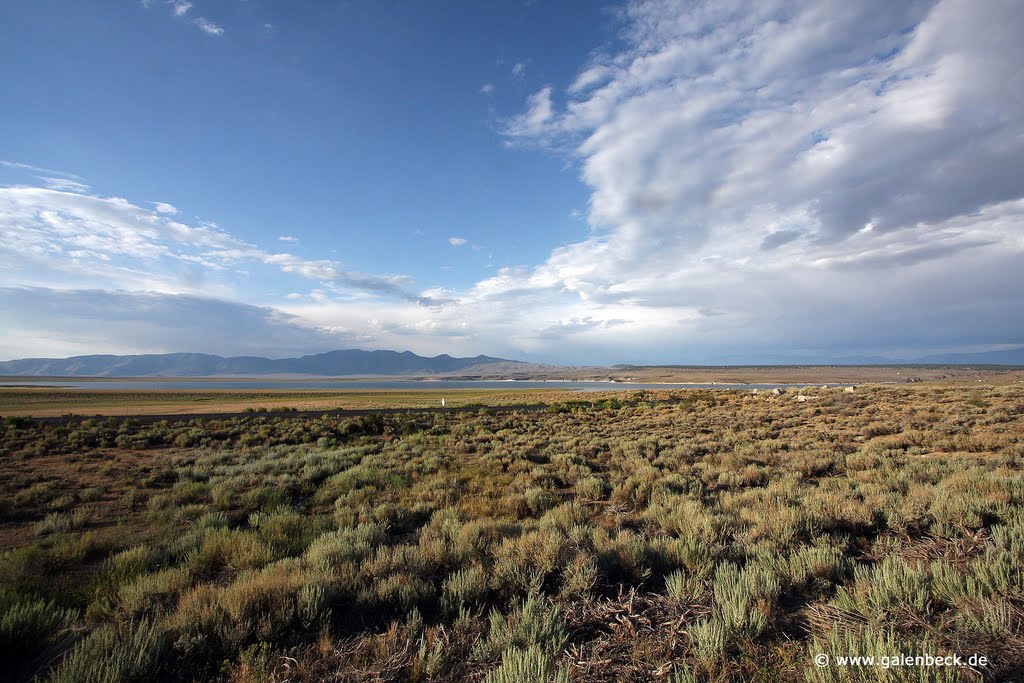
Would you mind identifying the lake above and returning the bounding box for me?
[0,379,812,391]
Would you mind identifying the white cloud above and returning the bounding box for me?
[483,0,1024,361]
[2,160,83,180]
[277,235,299,243]
[511,61,527,78]
[152,201,178,215]
[503,86,554,138]
[0,288,354,360]
[39,177,91,193]
[0,182,422,303]
[6,0,1024,365]
[194,17,223,36]
[480,83,495,95]
[139,1,225,37]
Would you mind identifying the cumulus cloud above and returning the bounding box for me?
[448,237,467,247]
[171,0,191,17]
[152,201,178,215]
[487,0,1024,361]
[0,183,423,302]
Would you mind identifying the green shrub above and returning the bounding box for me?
[832,556,930,620]
[477,596,566,661]
[216,560,333,647]
[192,511,229,530]
[483,645,568,683]
[96,546,167,597]
[688,616,727,668]
[524,487,557,515]
[35,512,72,535]
[442,564,489,615]
[771,542,848,589]
[46,619,167,683]
[712,561,780,638]
[113,567,192,622]
[807,625,960,683]
[575,476,607,500]
[493,528,570,597]
[249,507,320,557]
[184,528,273,576]
[0,595,79,676]
[362,572,436,614]
[665,569,705,605]
[558,552,598,601]
[304,524,386,571]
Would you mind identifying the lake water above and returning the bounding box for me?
[0,379,810,392]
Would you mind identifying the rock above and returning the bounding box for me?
[797,394,808,402]
[844,386,855,393]
[771,388,782,395]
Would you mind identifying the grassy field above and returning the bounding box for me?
[1,384,1023,681]
[0,388,570,418]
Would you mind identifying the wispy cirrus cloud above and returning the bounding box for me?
[194,17,224,37]
[1,160,83,180]
[139,1,224,37]
[39,177,91,193]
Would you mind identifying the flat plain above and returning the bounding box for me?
[1,382,1023,681]
[0,387,564,418]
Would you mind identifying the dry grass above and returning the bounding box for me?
[0,387,567,417]
[1,382,1022,681]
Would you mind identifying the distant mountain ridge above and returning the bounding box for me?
[0,350,523,377]
[611,346,1024,368]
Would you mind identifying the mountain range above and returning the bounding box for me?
[0,350,523,377]
[1,346,1022,378]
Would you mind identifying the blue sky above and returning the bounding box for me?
[2,0,1023,364]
